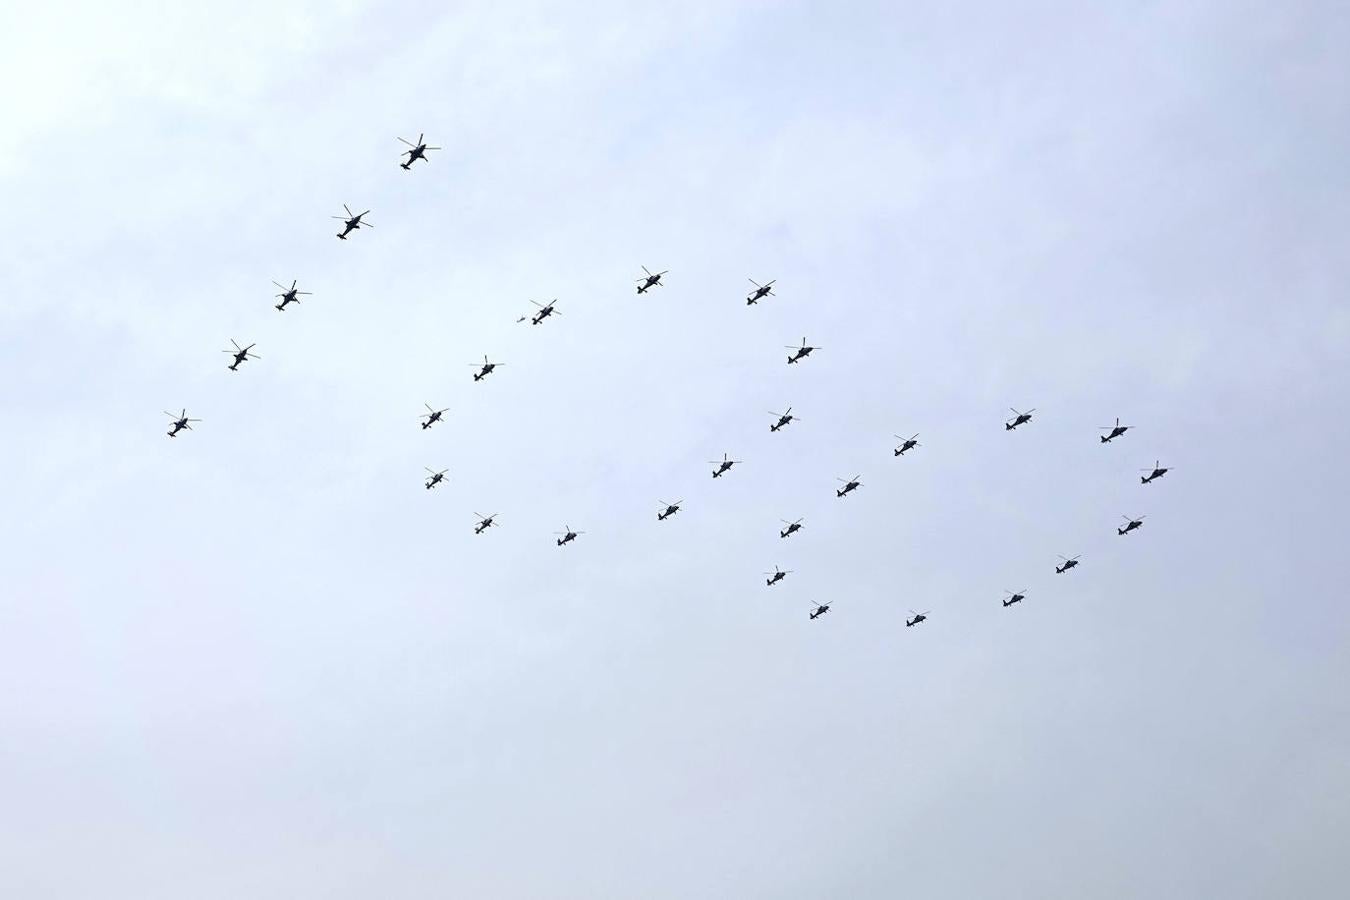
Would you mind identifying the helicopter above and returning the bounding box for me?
[1055,555,1081,574]
[657,500,682,521]
[222,339,259,371]
[332,204,373,240]
[555,526,584,547]
[420,404,449,430]
[709,453,741,479]
[786,337,819,365]
[1006,408,1035,430]
[398,133,440,169]
[470,355,503,382]
[1100,417,1132,443]
[836,476,862,498]
[769,408,798,433]
[906,610,929,628]
[1002,589,1027,608]
[1141,461,1170,484]
[746,278,775,305]
[894,433,919,456]
[808,601,832,621]
[1118,515,1145,536]
[424,467,448,490]
[164,409,200,438]
[635,266,667,294]
[517,299,560,325]
[473,512,499,534]
[273,279,310,311]
[764,566,792,587]
[780,518,804,539]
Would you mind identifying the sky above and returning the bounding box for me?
[2,1,1349,897]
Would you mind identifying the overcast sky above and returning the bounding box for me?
[2,1,1348,897]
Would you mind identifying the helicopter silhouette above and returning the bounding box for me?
[1100,417,1132,443]
[769,408,798,432]
[764,566,792,587]
[272,279,310,311]
[1055,555,1081,574]
[420,404,449,430]
[424,467,448,490]
[786,337,819,365]
[222,339,259,371]
[894,433,919,456]
[473,512,498,534]
[657,500,682,521]
[164,409,200,438]
[808,601,832,621]
[906,610,929,627]
[1002,589,1027,608]
[1141,461,1170,484]
[517,299,560,325]
[470,355,503,382]
[710,453,741,478]
[555,526,584,547]
[836,475,862,498]
[397,133,440,169]
[746,278,775,305]
[1118,515,1145,536]
[1006,408,1035,430]
[780,518,804,539]
[636,266,667,294]
[332,204,372,240]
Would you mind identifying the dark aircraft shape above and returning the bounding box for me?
[906,610,929,628]
[398,133,440,169]
[555,526,584,547]
[332,204,373,240]
[780,518,804,539]
[746,278,775,305]
[764,566,791,587]
[1003,589,1027,608]
[636,266,667,294]
[809,601,832,621]
[222,339,259,371]
[1119,515,1145,536]
[1100,417,1132,443]
[1055,555,1081,574]
[894,433,919,456]
[710,453,741,479]
[473,512,499,534]
[517,299,560,325]
[1006,408,1035,430]
[165,409,200,438]
[769,408,798,432]
[470,355,503,382]
[273,279,311,311]
[1141,460,1170,484]
[836,475,862,498]
[657,499,683,521]
[786,337,819,365]
[424,467,448,490]
[420,404,449,430]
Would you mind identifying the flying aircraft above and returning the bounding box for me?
[906,610,929,628]
[809,601,832,621]
[332,204,373,240]
[397,133,440,169]
[555,526,584,547]
[894,433,919,456]
[780,518,804,539]
[222,339,259,371]
[1118,515,1145,536]
[470,355,503,382]
[1100,417,1132,443]
[517,299,560,325]
[1002,589,1027,608]
[473,512,499,534]
[836,475,862,498]
[769,408,798,433]
[786,337,819,365]
[710,453,741,478]
[1140,460,1170,484]
[1006,408,1035,430]
[273,279,310,311]
[636,266,667,294]
[420,404,449,430]
[1055,555,1081,574]
[657,500,682,521]
[164,409,200,438]
[424,467,448,490]
[764,566,791,587]
[745,278,775,305]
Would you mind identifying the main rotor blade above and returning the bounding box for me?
[398,137,415,147]
[343,204,353,216]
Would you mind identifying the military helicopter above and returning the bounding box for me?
[473,512,499,534]
[657,500,683,521]
[420,404,449,430]
[635,266,667,294]
[470,355,503,382]
[1006,408,1035,430]
[780,518,804,539]
[709,453,741,478]
[1099,417,1132,443]
[894,433,919,456]
[424,467,448,490]
[1002,589,1027,608]
[1140,460,1170,484]
[808,601,832,621]
[1118,515,1145,536]
[906,610,929,628]
[746,278,775,305]
[836,475,862,498]
[332,204,373,240]
[273,279,310,311]
[397,133,440,169]
[786,337,820,365]
[164,409,200,438]
[222,339,259,371]
[555,526,584,547]
[764,566,791,587]
[517,299,560,325]
[769,408,798,432]
[1055,555,1081,574]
